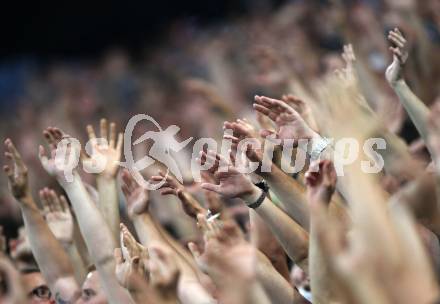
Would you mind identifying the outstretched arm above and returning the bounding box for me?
[150,171,207,219]
[3,139,80,302]
[83,118,123,241]
[200,150,309,265]
[224,115,311,229]
[189,216,271,304]
[305,160,338,304]
[40,188,87,284]
[385,28,431,152]
[121,169,215,304]
[38,128,132,304]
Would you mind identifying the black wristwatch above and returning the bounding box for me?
[248,180,269,209]
[247,189,267,209]
[254,180,269,193]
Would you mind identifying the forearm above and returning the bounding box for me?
[256,250,296,304]
[247,281,272,304]
[62,173,117,264]
[260,164,310,229]
[19,196,76,288]
[177,279,215,304]
[253,196,309,263]
[65,243,87,284]
[61,173,132,303]
[309,209,334,304]
[153,218,201,276]
[133,214,213,304]
[97,176,120,241]
[153,221,214,304]
[134,213,197,276]
[132,213,166,246]
[249,210,291,280]
[392,80,430,146]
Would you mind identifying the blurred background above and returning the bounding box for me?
[0,0,439,239]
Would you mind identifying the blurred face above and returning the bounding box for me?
[21,272,54,304]
[75,271,107,304]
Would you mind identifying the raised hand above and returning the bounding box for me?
[199,151,259,202]
[253,95,319,144]
[150,170,206,218]
[201,171,224,215]
[83,118,123,178]
[148,243,180,299]
[386,28,409,86]
[39,127,80,183]
[115,224,148,290]
[120,223,148,262]
[305,160,337,205]
[121,169,150,217]
[3,139,30,201]
[39,188,73,244]
[223,118,259,140]
[282,94,319,132]
[188,216,257,303]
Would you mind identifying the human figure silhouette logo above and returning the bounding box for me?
[122,114,193,190]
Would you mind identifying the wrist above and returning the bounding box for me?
[18,195,39,212]
[241,185,263,205]
[97,174,116,184]
[58,171,81,189]
[63,240,76,250]
[308,135,332,160]
[391,78,406,88]
[18,193,34,206]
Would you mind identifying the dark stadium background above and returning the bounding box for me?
[0,0,287,60]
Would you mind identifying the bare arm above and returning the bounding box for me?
[249,210,291,280]
[385,29,431,152]
[40,188,87,284]
[121,170,215,304]
[38,128,132,304]
[84,118,123,241]
[255,250,298,304]
[305,160,339,304]
[200,151,309,265]
[3,139,80,302]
